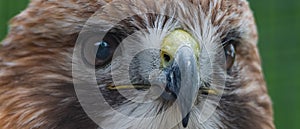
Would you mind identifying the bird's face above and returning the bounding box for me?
[71,0,273,129]
[0,0,274,128]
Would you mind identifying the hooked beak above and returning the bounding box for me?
[107,29,201,128]
[159,29,200,128]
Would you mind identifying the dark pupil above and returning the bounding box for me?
[96,41,110,60]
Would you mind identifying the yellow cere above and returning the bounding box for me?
[108,29,201,91]
[160,29,200,67]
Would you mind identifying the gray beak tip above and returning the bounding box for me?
[182,112,190,128]
[159,46,199,128]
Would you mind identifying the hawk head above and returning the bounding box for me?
[0,0,274,129]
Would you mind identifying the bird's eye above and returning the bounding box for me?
[224,42,236,70]
[96,41,110,59]
[95,34,119,67]
[94,41,114,67]
[82,33,119,68]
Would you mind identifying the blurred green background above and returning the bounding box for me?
[0,0,299,128]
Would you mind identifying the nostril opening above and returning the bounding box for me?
[163,54,171,62]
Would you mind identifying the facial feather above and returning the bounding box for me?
[0,0,274,129]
